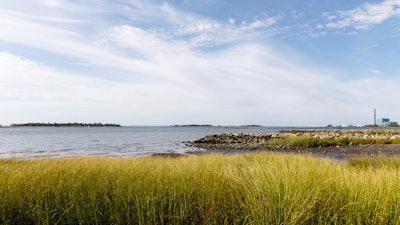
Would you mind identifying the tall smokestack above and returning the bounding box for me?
[374,108,376,126]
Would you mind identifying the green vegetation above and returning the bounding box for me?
[2,154,400,224]
[9,123,121,128]
[267,137,351,148]
[266,136,400,148]
[348,157,400,169]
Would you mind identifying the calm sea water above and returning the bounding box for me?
[0,126,330,158]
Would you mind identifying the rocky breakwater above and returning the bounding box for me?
[190,133,272,150]
[189,130,400,151]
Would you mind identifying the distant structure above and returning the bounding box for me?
[376,118,390,126]
[376,118,398,127]
[374,109,398,127]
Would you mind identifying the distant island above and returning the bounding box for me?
[7,123,121,128]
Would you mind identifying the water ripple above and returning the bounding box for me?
[0,126,281,158]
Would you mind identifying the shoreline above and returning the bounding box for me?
[4,122,121,128]
[187,130,400,160]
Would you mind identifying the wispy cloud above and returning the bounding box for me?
[0,0,279,64]
[369,69,385,75]
[323,0,400,30]
[1,1,400,125]
[3,38,400,126]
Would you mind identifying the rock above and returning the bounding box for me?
[390,135,400,140]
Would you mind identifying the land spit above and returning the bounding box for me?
[188,130,400,160]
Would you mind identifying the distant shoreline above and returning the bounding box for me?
[4,123,121,128]
[188,129,400,160]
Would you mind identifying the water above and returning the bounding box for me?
[0,126,333,158]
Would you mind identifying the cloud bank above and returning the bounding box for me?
[1,1,400,126]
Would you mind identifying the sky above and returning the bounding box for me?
[1,0,400,126]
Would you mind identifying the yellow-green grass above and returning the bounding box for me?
[2,154,400,224]
[267,136,400,148]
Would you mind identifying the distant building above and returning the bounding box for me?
[376,118,390,126]
[376,118,398,127]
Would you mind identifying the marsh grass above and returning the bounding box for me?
[267,137,351,148]
[348,157,400,169]
[267,136,400,148]
[2,154,400,224]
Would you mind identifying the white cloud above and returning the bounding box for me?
[37,0,61,7]
[0,52,111,102]
[114,1,280,46]
[369,69,384,75]
[181,19,222,34]
[1,1,400,125]
[2,32,400,125]
[324,0,400,30]
[247,17,277,29]
[0,1,279,67]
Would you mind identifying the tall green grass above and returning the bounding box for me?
[2,154,400,224]
[267,137,351,148]
[267,136,400,148]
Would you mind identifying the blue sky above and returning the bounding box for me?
[1,0,400,126]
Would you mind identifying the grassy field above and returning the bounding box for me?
[2,153,400,224]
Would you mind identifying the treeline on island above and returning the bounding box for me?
[8,123,121,128]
